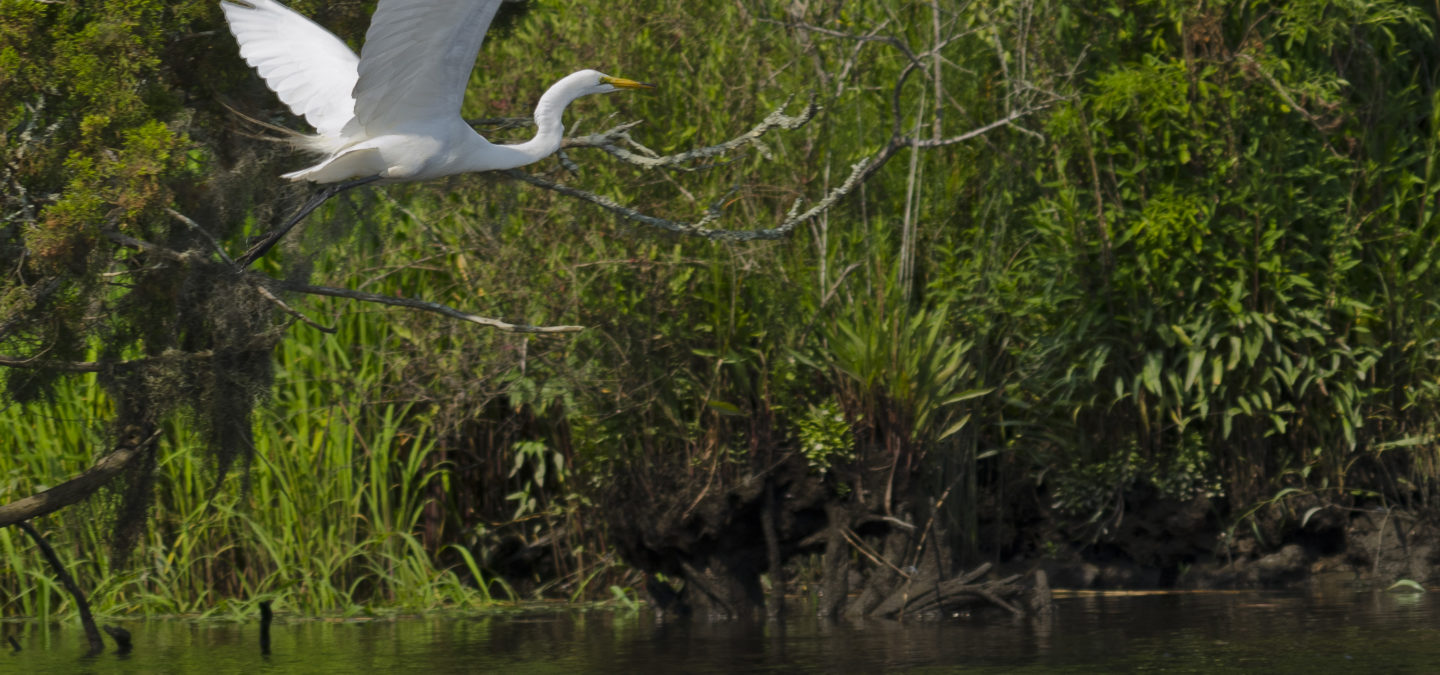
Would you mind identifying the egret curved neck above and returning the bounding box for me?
[512,89,569,159]
[479,79,580,171]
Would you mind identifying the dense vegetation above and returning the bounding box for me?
[5,0,1440,618]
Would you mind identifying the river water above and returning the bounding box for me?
[7,589,1440,672]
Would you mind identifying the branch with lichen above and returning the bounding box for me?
[560,95,820,171]
[505,104,1048,242]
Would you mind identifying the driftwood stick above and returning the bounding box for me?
[16,522,103,655]
[875,563,1033,619]
[975,586,1024,618]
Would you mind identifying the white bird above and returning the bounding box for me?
[220,0,653,184]
[219,0,652,266]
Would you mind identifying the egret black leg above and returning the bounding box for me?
[234,176,381,270]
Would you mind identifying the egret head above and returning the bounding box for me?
[526,69,656,148]
[557,69,655,96]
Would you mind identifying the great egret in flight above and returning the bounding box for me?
[219,0,653,264]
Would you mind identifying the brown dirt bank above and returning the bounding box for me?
[1003,491,1440,591]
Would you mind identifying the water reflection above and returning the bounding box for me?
[7,590,1440,673]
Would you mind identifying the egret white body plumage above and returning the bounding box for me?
[220,0,653,184]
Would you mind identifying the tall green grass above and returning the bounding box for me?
[0,252,514,619]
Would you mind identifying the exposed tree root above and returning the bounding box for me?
[620,456,1051,621]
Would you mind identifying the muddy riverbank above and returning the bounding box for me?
[1007,492,1440,591]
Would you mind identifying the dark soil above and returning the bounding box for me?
[494,454,1438,616]
[1019,491,1440,592]
[608,455,1051,620]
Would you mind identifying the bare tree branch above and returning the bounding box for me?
[506,104,1045,242]
[0,428,161,528]
[167,207,234,265]
[255,284,336,334]
[273,280,585,334]
[562,96,821,170]
[0,350,215,372]
[16,521,105,655]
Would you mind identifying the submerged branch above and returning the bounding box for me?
[17,521,105,655]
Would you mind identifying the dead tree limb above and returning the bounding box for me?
[274,281,584,334]
[562,96,821,170]
[0,351,215,373]
[94,231,580,334]
[0,428,161,527]
[16,521,104,655]
[507,105,1042,242]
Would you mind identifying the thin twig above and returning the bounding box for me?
[505,147,887,241]
[563,97,821,170]
[167,207,234,265]
[275,281,584,334]
[1234,54,1343,158]
[254,285,336,334]
[0,351,215,373]
[510,103,1041,242]
[842,527,912,579]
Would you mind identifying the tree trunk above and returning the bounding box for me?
[818,502,850,617]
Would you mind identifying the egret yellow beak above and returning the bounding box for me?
[601,76,656,90]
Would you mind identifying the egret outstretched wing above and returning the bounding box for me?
[223,0,652,188]
[220,0,359,138]
[353,0,505,133]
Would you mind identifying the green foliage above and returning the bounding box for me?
[1,0,298,569]
[943,0,1440,523]
[794,398,854,473]
[11,0,1440,616]
[0,354,507,618]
